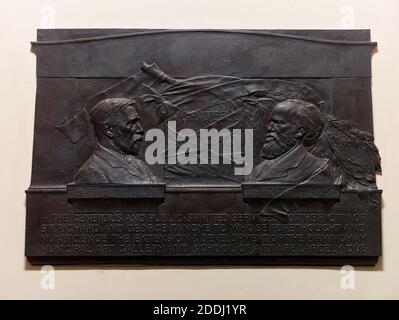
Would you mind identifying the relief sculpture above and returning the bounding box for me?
[26,29,382,265]
[74,98,157,184]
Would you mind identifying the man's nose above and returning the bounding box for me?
[136,122,144,134]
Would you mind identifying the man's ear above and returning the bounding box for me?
[103,126,113,139]
[295,127,305,139]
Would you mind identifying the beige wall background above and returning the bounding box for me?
[0,0,398,299]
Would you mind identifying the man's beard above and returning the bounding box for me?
[261,133,296,159]
[119,134,142,155]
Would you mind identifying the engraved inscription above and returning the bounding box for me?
[39,211,368,256]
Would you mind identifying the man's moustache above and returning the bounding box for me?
[265,132,278,141]
[129,134,143,147]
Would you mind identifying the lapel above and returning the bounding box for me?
[95,144,146,180]
[256,144,307,180]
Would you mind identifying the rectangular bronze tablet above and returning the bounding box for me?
[26,29,381,265]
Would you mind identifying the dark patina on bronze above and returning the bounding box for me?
[26,29,382,265]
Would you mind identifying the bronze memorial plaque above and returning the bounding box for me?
[25,29,382,265]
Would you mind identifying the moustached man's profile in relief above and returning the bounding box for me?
[74,98,157,183]
[249,99,335,185]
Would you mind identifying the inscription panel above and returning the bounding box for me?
[38,211,369,257]
[27,191,379,262]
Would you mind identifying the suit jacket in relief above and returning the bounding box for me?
[249,144,335,185]
[74,144,157,183]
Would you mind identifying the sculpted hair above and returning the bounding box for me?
[282,99,324,147]
[90,98,137,137]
